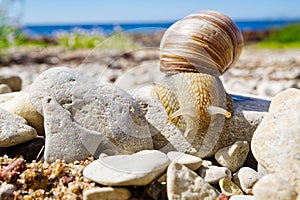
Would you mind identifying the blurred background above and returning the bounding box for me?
[0,0,300,97]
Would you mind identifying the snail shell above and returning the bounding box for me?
[160,10,243,76]
[156,10,242,138]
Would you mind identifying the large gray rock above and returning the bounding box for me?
[30,67,153,153]
[0,119,37,147]
[251,88,300,193]
[42,96,109,162]
[83,150,170,186]
[133,85,269,157]
[167,162,218,200]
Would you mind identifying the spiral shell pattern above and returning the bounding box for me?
[160,10,243,76]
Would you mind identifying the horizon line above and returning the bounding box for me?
[22,17,300,27]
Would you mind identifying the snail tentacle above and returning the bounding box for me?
[183,126,193,138]
[207,105,232,118]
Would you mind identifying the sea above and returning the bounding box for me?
[21,19,300,38]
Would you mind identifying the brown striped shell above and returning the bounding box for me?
[160,10,243,76]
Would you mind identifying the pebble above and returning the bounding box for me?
[215,141,249,172]
[0,46,299,198]
[233,167,258,194]
[0,92,44,135]
[133,85,269,157]
[201,160,213,167]
[0,183,17,199]
[198,165,232,185]
[252,174,297,200]
[0,84,12,94]
[0,107,27,124]
[0,158,26,182]
[229,195,255,200]
[83,187,131,200]
[0,74,22,91]
[30,67,153,153]
[42,96,109,162]
[167,162,218,200]
[167,151,202,171]
[83,150,170,186]
[218,193,229,200]
[251,88,300,193]
[219,178,243,197]
[0,119,37,147]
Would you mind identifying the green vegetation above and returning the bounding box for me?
[1,0,139,56]
[1,0,46,58]
[257,24,300,48]
[0,26,47,49]
[57,31,140,50]
[0,0,19,55]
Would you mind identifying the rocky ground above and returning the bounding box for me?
[0,45,299,199]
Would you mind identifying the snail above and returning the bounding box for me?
[155,10,243,138]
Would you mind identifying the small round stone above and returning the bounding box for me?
[233,167,258,193]
[198,165,232,184]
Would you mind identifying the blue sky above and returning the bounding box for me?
[17,0,300,25]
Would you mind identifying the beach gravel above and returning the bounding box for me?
[0,47,299,199]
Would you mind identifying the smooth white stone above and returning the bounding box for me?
[83,150,170,186]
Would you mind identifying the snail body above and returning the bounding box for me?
[156,10,243,138]
[156,72,231,137]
